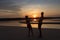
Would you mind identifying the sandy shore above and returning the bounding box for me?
[0,26,60,40]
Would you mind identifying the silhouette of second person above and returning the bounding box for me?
[25,16,33,37]
[38,12,44,38]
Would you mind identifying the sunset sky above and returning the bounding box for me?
[0,0,60,18]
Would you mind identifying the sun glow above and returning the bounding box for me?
[33,15,37,18]
[19,5,41,17]
[33,15,37,21]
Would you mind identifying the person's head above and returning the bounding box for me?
[41,12,44,17]
[25,16,28,19]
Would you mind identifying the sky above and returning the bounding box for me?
[0,0,60,18]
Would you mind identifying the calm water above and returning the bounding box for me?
[0,19,60,29]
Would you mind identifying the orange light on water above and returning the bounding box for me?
[34,19,36,21]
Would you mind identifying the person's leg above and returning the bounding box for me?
[38,25,41,37]
[40,27,42,37]
[31,28,33,36]
[39,25,42,38]
[28,28,30,37]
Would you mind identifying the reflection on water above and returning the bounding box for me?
[0,20,60,29]
[34,19,37,22]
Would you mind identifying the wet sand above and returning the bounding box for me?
[0,26,60,40]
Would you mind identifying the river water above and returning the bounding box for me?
[0,19,60,29]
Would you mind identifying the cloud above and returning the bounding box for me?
[0,0,60,18]
[0,0,19,11]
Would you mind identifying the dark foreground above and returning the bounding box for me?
[0,26,60,40]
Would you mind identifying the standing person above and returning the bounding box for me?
[25,16,33,37]
[38,12,44,38]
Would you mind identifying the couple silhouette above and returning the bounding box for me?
[25,12,44,38]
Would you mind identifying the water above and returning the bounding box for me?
[0,20,60,29]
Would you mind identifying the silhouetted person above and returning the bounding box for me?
[25,16,33,37]
[38,12,44,38]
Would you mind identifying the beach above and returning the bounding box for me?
[0,26,60,40]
